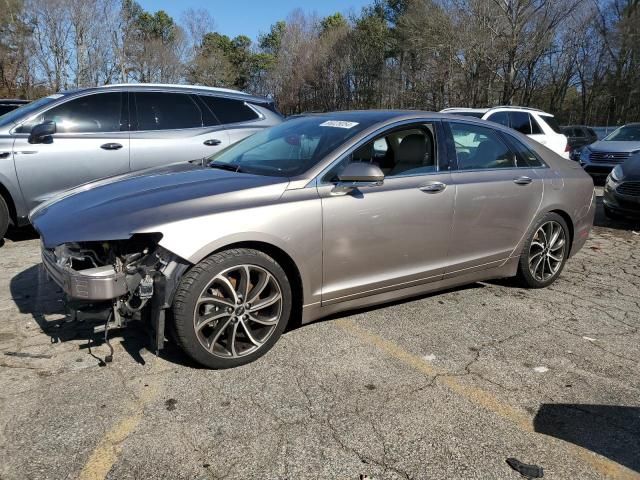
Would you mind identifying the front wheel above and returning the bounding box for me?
[172,248,292,369]
[516,213,569,288]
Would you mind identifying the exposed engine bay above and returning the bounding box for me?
[42,233,190,360]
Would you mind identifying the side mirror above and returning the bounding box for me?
[28,121,56,144]
[332,162,384,195]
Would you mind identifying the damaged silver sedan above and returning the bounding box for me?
[31,111,595,368]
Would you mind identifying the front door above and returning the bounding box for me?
[445,121,544,274]
[12,92,130,210]
[319,122,454,304]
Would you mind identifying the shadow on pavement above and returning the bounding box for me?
[534,404,640,473]
[5,225,39,242]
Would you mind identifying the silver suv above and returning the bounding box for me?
[0,84,282,238]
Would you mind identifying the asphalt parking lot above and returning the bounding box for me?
[0,187,639,480]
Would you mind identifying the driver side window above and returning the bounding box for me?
[450,123,515,170]
[323,124,437,182]
[17,93,123,134]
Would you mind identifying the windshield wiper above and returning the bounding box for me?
[209,163,244,173]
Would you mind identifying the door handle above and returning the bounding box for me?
[101,143,123,150]
[513,176,533,185]
[203,139,222,146]
[419,181,446,193]
[0,152,10,159]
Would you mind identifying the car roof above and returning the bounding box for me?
[60,83,273,104]
[440,107,489,113]
[291,109,527,127]
[442,105,548,115]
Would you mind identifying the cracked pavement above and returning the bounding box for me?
[0,187,639,480]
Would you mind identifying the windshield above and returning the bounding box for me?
[0,94,65,127]
[604,124,640,142]
[207,116,376,177]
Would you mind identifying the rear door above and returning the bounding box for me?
[12,91,130,210]
[129,91,230,171]
[444,121,543,275]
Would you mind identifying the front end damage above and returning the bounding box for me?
[40,233,190,358]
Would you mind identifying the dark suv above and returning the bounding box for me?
[562,125,598,160]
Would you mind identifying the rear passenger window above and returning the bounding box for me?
[199,96,259,124]
[450,123,515,170]
[487,111,509,127]
[509,111,533,135]
[134,92,202,130]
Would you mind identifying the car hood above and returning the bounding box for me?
[31,162,290,248]
[589,140,640,153]
[621,153,640,180]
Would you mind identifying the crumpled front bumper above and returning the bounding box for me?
[41,248,128,301]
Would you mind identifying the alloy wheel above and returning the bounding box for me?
[528,220,566,282]
[192,264,283,358]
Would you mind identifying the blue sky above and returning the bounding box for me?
[138,0,372,40]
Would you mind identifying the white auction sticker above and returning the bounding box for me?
[319,120,359,129]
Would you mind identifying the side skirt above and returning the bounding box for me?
[301,256,519,325]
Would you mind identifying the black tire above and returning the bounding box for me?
[172,248,292,369]
[604,206,623,220]
[516,212,570,288]
[0,195,9,240]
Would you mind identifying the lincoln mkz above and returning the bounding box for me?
[31,111,595,368]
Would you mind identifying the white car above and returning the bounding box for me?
[441,106,569,159]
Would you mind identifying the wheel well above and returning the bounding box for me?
[215,241,304,330]
[550,209,574,255]
[0,182,17,225]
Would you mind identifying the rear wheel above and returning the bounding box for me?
[0,195,9,240]
[172,248,292,369]
[516,213,569,288]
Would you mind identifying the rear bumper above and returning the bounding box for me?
[42,248,128,301]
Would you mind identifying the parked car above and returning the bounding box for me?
[579,123,640,176]
[0,99,30,116]
[440,106,570,159]
[603,153,640,219]
[32,110,595,369]
[0,84,282,238]
[562,125,598,160]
